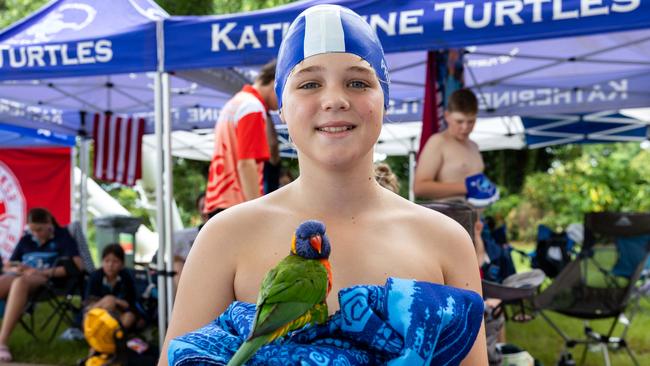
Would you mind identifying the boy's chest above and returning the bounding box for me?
[235,225,444,311]
[439,144,484,180]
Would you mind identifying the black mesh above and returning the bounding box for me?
[534,212,650,319]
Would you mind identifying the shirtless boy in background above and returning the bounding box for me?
[413,88,498,207]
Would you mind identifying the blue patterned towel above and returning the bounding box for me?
[169,278,484,366]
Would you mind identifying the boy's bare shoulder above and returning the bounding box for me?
[383,193,468,241]
[428,130,448,146]
[194,195,290,253]
[401,200,477,282]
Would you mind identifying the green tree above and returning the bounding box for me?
[487,142,650,241]
[0,0,48,29]
[213,0,295,14]
[482,148,553,195]
[155,0,213,15]
[172,158,209,226]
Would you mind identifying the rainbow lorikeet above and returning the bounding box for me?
[226,220,333,366]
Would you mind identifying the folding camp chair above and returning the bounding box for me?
[132,263,158,328]
[533,212,650,366]
[19,221,92,341]
[20,256,86,341]
[532,225,574,279]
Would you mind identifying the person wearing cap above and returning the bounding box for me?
[160,5,486,365]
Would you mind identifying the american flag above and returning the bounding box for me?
[92,113,144,186]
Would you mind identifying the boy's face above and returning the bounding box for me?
[28,222,54,244]
[445,110,476,141]
[282,53,383,168]
[102,253,123,278]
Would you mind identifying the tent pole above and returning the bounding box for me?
[79,111,89,237]
[80,137,90,237]
[408,137,416,202]
[162,71,175,322]
[154,71,168,346]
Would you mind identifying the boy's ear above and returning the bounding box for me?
[279,109,286,124]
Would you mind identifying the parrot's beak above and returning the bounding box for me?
[310,235,322,254]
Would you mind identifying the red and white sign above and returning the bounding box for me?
[0,162,26,260]
[0,147,71,260]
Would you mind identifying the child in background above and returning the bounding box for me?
[85,244,137,330]
[374,162,400,194]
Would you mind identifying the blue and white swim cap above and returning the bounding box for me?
[275,4,390,109]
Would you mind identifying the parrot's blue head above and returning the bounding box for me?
[292,220,331,260]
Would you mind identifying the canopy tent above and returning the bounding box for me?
[0,0,181,343]
[164,0,650,112]
[0,73,244,134]
[5,0,650,148]
[3,0,650,342]
[162,0,650,146]
[0,0,165,80]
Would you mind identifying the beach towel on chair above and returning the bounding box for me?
[169,278,483,366]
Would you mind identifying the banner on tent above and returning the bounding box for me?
[418,49,465,157]
[165,0,650,71]
[0,147,71,259]
[476,73,650,116]
[522,111,649,149]
[0,0,165,81]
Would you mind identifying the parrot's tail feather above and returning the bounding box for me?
[226,336,269,366]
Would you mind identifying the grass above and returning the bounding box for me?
[7,297,160,365]
[505,243,650,366]
[8,300,88,364]
[5,243,650,365]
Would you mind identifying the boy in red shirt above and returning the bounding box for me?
[204,60,278,216]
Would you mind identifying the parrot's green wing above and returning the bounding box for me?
[249,256,328,339]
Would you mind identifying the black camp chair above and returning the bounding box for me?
[19,222,91,341]
[19,256,86,341]
[533,212,650,366]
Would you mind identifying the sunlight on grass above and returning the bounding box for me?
[507,242,650,366]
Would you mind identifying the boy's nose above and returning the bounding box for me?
[321,87,350,111]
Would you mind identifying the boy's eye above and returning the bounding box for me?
[299,82,320,89]
[349,80,369,89]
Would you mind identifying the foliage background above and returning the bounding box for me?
[485,143,650,241]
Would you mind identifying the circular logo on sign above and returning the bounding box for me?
[0,162,26,260]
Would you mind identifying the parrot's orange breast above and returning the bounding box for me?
[319,258,333,295]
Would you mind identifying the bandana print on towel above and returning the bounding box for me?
[169,278,484,366]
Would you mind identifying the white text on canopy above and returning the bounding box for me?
[0,40,113,69]
[434,0,640,31]
[211,9,425,52]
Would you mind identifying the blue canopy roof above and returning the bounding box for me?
[0,0,167,80]
[162,0,650,119]
[164,0,650,70]
[1,0,649,150]
[0,0,249,147]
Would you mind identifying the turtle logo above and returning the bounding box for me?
[17,3,97,44]
[0,162,26,260]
